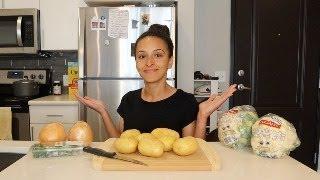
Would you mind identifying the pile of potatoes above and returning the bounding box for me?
[113,128,198,158]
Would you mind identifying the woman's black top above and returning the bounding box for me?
[117,89,199,136]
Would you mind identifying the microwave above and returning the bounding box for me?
[0,9,40,54]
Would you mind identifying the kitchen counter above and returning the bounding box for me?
[28,95,79,106]
[0,141,319,180]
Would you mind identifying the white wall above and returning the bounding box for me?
[195,0,231,87]
[194,0,231,113]
[176,0,195,93]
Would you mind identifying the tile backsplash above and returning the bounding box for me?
[0,51,78,94]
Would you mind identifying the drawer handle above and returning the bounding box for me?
[45,115,64,117]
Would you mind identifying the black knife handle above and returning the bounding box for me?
[83,146,116,158]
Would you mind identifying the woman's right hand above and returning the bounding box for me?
[74,94,107,114]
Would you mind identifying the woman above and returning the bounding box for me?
[76,24,237,139]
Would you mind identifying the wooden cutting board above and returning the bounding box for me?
[91,138,221,171]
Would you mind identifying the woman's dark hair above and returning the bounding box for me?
[134,24,174,58]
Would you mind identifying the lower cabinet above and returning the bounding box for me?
[29,105,79,141]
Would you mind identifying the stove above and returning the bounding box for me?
[0,69,52,140]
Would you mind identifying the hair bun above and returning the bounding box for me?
[148,24,170,38]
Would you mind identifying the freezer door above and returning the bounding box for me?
[80,6,175,79]
[84,79,144,141]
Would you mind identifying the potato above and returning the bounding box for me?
[173,136,198,156]
[138,138,164,157]
[151,128,180,140]
[137,133,156,142]
[120,129,141,140]
[113,138,138,154]
[158,136,177,151]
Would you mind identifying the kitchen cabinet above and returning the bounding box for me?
[29,105,79,140]
[28,95,80,141]
[2,0,39,9]
[40,0,87,50]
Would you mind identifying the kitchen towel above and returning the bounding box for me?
[0,107,12,140]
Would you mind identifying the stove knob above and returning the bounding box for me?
[38,74,44,79]
[30,74,36,79]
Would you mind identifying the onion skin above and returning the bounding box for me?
[39,122,67,146]
[68,121,93,146]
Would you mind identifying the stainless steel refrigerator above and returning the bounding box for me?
[78,6,176,141]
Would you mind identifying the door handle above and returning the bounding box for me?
[237,84,251,91]
[16,16,23,46]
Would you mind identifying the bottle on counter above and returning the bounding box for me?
[53,81,62,95]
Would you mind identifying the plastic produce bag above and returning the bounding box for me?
[251,113,300,158]
[218,105,259,149]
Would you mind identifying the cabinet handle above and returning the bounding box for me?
[31,126,34,141]
[45,114,63,117]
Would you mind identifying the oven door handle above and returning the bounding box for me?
[17,16,23,47]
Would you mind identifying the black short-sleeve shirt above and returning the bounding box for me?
[117,89,199,136]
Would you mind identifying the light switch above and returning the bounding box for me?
[215,71,226,82]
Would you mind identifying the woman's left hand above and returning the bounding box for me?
[198,84,237,120]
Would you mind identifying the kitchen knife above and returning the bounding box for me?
[83,146,147,166]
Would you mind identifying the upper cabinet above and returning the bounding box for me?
[3,0,39,9]
[2,0,86,50]
[40,0,87,50]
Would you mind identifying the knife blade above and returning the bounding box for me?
[83,146,147,166]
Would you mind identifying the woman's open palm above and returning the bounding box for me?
[199,84,237,118]
[75,94,107,114]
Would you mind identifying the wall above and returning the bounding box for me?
[176,0,195,93]
[195,0,231,88]
[194,0,231,115]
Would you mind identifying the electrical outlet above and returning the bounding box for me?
[215,71,226,82]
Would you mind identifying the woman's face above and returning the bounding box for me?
[135,36,173,83]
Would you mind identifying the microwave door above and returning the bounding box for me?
[0,16,19,47]
[0,16,23,47]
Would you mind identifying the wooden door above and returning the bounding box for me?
[231,0,320,170]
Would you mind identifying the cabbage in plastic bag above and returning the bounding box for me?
[251,113,300,158]
[218,105,259,149]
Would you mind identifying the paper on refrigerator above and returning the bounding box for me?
[108,9,129,39]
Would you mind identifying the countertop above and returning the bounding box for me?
[0,140,319,180]
[28,95,79,106]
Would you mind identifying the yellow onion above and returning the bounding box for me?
[39,122,67,146]
[68,121,93,146]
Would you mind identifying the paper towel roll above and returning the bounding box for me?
[0,107,12,140]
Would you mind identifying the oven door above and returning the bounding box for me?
[0,9,40,54]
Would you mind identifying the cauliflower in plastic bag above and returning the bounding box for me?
[251,113,300,158]
[218,105,259,149]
